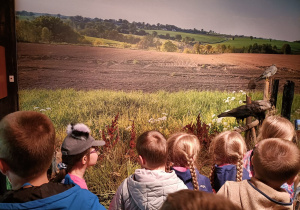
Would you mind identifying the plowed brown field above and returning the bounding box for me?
[17,43,300,92]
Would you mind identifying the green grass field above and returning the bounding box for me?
[146,29,226,44]
[19,89,300,143]
[211,37,300,53]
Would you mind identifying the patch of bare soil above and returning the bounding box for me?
[17,43,300,93]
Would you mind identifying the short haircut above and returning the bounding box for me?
[253,138,300,184]
[136,130,167,168]
[160,189,241,210]
[257,115,296,143]
[0,111,55,179]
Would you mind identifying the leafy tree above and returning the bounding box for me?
[175,34,182,41]
[41,27,51,43]
[162,41,177,52]
[250,36,253,41]
[193,42,201,54]
[166,33,171,39]
[205,45,212,54]
[252,43,259,53]
[282,44,291,54]
[33,16,82,43]
[16,20,40,42]
[137,35,155,49]
[221,44,226,53]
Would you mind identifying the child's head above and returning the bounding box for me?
[209,131,246,185]
[0,111,55,181]
[252,138,300,187]
[167,132,200,190]
[160,189,241,210]
[136,130,167,169]
[167,132,200,168]
[209,131,246,165]
[60,123,105,172]
[257,115,296,143]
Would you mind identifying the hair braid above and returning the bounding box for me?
[188,157,199,191]
[236,156,243,182]
[209,164,215,190]
[165,160,171,172]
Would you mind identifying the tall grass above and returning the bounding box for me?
[19,89,300,207]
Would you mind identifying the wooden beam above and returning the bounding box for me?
[281,80,295,120]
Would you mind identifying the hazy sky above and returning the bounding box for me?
[15,0,300,41]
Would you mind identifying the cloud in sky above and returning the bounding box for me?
[15,0,300,41]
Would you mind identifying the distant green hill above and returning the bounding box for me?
[212,37,300,54]
[145,30,226,44]
[146,30,300,54]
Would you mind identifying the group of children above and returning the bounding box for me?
[0,110,299,210]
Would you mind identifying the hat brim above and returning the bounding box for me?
[92,140,106,147]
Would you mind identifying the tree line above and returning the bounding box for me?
[15,12,293,54]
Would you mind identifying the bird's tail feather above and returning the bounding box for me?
[217,113,230,118]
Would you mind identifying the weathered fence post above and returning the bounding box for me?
[281,80,294,120]
[263,79,270,100]
[245,95,256,148]
[270,79,279,108]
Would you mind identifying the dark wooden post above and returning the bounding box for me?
[0,0,19,195]
[270,79,279,108]
[281,80,294,120]
[245,95,256,148]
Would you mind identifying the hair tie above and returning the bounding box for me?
[57,162,67,170]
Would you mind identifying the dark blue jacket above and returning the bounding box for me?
[213,164,250,192]
[0,181,106,210]
[172,167,213,192]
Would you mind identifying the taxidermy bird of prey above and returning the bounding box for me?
[217,100,272,124]
[256,64,277,82]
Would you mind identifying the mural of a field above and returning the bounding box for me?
[15,0,300,207]
[18,43,300,92]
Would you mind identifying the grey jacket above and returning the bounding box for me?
[109,169,187,210]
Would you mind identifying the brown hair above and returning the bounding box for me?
[136,130,167,169]
[0,111,55,179]
[257,115,296,143]
[53,148,91,182]
[160,189,241,210]
[252,138,300,184]
[209,131,246,188]
[167,132,200,190]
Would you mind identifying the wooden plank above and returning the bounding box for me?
[0,46,7,99]
[281,80,295,120]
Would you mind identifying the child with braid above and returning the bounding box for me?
[167,132,213,192]
[243,115,297,198]
[209,131,249,193]
[218,138,300,210]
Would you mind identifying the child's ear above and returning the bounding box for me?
[82,155,88,165]
[0,159,9,175]
[286,175,297,185]
[138,155,146,167]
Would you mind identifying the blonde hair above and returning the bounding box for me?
[209,131,246,187]
[167,132,200,190]
[253,138,300,184]
[160,189,241,210]
[257,115,296,143]
[136,130,167,169]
